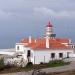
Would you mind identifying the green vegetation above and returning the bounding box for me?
[47,60,70,67]
[24,60,70,70]
[0,60,70,74]
[0,58,4,70]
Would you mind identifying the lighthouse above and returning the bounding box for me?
[46,21,53,37]
[45,21,56,38]
[45,21,56,48]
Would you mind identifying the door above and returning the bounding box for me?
[27,50,31,62]
[67,52,70,58]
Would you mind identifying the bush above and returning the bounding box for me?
[40,62,44,65]
[5,64,16,69]
[26,62,33,68]
[47,60,69,67]
[0,58,5,70]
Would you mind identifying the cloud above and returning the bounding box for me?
[34,7,75,18]
[0,10,12,19]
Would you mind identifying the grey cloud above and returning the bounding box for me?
[0,10,12,19]
[0,0,75,19]
[34,7,75,18]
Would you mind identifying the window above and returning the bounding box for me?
[72,45,74,48]
[51,53,55,58]
[16,55,22,58]
[59,53,63,58]
[27,50,31,57]
[71,45,75,48]
[17,46,19,50]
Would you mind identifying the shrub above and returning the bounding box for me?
[5,64,16,69]
[40,62,44,65]
[26,62,33,68]
[0,58,5,70]
[47,60,68,67]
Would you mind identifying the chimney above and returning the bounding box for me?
[69,39,71,44]
[46,37,49,48]
[29,36,32,43]
[35,39,37,43]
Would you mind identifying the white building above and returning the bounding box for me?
[0,21,75,65]
[15,21,74,64]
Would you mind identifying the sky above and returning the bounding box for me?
[0,0,75,48]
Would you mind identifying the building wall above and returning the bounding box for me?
[33,49,73,64]
[16,44,34,63]
[15,44,74,64]
[22,49,34,63]
[16,44,24,52]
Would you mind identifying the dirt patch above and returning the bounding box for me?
[48,70,75,75]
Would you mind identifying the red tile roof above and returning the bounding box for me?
[19,38,70,50]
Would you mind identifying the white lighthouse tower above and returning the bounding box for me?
[45,21,56,48]
[45,21,56,38]
[46,21,53,37]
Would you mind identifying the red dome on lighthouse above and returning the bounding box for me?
[46,21,53,27]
